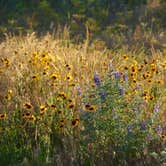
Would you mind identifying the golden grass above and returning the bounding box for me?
[0,32,165,126]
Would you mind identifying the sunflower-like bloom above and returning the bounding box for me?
[0,113,7,120]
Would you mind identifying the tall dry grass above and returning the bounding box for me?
[0,32,165,165]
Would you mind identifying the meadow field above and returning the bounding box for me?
[0,32,165,165]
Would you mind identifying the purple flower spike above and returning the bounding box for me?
[127,125,132,136]
[94,72,101,86]
[100,90,106,100]
[119,86,125,96]
[156,125,162,134]
[140,121,146,131]
[154,102,160,113]
[127,125,132,132]
[114,71,121,80]
[77,84,82,96]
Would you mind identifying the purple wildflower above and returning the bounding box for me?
[77,84,82,96]
[154,102,160,113]
[140,121,146,131]
[156,125,162,134]
[113,71,121,80]
[119,86,125,96]
[127,125,132,136]
[127,125,132,132]
[94,72,101,86]
[100,90,106,100]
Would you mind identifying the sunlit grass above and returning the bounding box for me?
[0,33,165,165]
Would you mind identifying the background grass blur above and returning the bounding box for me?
[0,0,165,51]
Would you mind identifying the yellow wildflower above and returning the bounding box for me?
[50,73,60,81]
[66,73,73,81]
[71,118,79,127]
[122,54,128,60]
[27,115,36,122]
[150,63,156,72]
[40,105,47,112]
[0,113,7,120]
[85,104,96,112]
[24,103,33,110]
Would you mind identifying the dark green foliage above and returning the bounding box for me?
[0,0,165,49]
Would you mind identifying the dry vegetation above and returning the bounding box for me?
[0,32,166,165]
